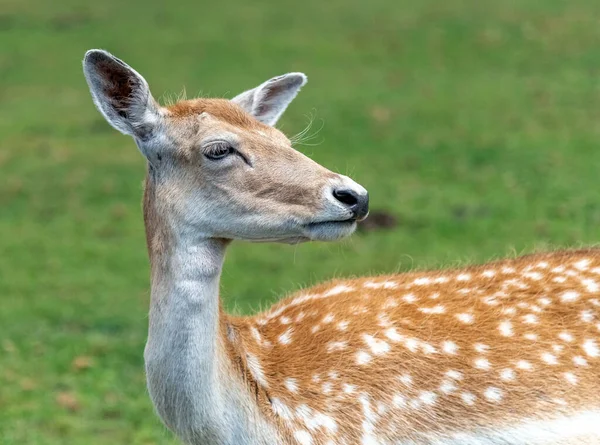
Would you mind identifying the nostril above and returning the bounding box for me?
[333,188,359,208]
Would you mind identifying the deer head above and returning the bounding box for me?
[83,50,368,246]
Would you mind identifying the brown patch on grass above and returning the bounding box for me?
[357,210,398,232]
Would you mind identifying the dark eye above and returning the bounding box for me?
[204,143,235,160]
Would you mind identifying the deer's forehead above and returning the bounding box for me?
[164,98,289,145]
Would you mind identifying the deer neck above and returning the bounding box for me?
[142,174,231,437]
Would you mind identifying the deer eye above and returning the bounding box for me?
[204,143,235,160]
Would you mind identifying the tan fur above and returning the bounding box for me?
[220,250,600,443]
[167,98,266,129]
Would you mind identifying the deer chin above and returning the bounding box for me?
[301,219,357,241]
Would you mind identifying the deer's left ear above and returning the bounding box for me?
[231,73,307,126]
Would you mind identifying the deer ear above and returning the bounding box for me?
[231,73,307,126]
[83,49,160,140]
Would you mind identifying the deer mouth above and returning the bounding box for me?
[305,219,356,228]
[302,219,357,241]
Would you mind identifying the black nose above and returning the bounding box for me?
[332,188,369,220]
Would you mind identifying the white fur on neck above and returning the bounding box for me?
[143,235,278,444]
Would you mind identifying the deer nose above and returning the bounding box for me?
[332,188,369,221]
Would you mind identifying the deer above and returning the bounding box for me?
[82,49,600,445]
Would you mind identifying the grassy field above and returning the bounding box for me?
[3,0,600,443]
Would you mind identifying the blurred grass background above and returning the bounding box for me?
[2,0,600,443]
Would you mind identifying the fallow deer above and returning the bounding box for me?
[83,49,600,444]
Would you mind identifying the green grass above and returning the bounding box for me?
[2,0,600,442]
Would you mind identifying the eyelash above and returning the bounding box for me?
[204,143,235,160]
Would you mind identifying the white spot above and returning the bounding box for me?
[356,351,372,365]
[500,368,515,381]
[553,276,567,283]
[322,382,333,394]
[524,333,538,341]
[522,314,538,324]
[583,339,599,357]
[502,267,516,274]
[523,271,543,280]
[541,352,559,365]
[457,273,471,281]
[343,383,356,394]
[399,374,413,386]
[552,344,564,353]
[552,266,566,273]
[559,332,574,342]
[429,292,440,299]
[246,353,268,388]
[327,341,348,352]
[328,371,339,379]
[322,314,334,323]
[271,398,293,420]
[385,328,403,342]
[363,334,390,355]
[419,305,446,314]
[442,340,459,355]
[456,313,474,324]
[404,337,419,352]
[445,370,463,380]
[422,342,438,354]
[419,391,437,405]
[499,321,513,337]
[474,358,491,370]
[482,296,499,306]
[293,430,312,445]
[474,343,490,353]
[250,327,263,344]
[516,360,533,371]
[393,393,406,407]
[310,325,320,334]
[502,307,517,316]
[323,285,354,297]
[561,291,580,302]
[433,276,449,283]
[440,380,457,394]
[280,316,291,325]
[482,270,496,278]
[461,392,476,405]
[564,372,578,385]
[403,293,418,303]
[414,277,431,285]
[538,297,552,306]
[284,378,298,393]
[574,356,588,366]
[537,262,549,269]
[484,387,503,402]
[364,280,397,289]
[337,320,349,331]
[279,329,293,344]
[583,279,599,293]
[383,298,398,309]
[295,312,305,322]
[581,310,594,322]
[575,259,591,271]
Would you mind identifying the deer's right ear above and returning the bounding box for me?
[83,50,160,140]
